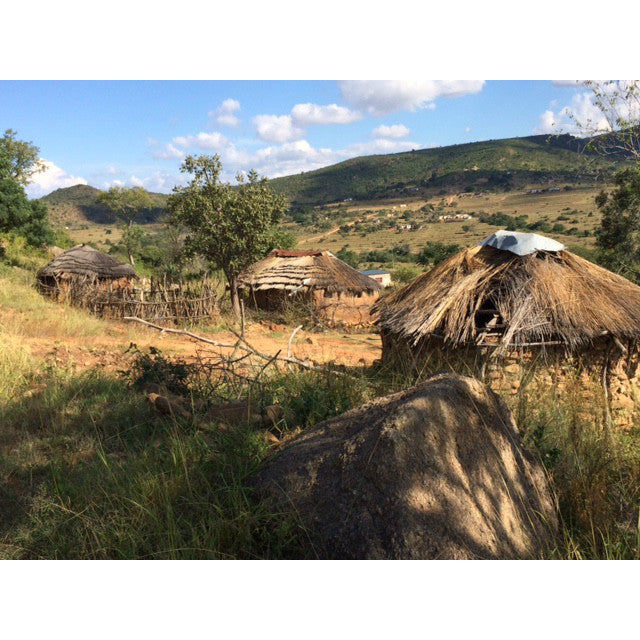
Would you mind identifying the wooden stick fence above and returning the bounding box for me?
[38,276,219,325]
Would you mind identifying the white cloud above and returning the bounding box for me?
[103,171,189,193]
[551,80,583,87]
[371,124,410,139]
[172,131,229,149]
[533,92,613,135]
[209,98,241,127]
[252,140,337,177]
[338,80,485,116]
[290,103,362,126]
[253,114,304,143]
[534,82,640,136]
[340,138,421,158]
[153,143,186,160]
[25,159,87,198]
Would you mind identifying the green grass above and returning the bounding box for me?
[0,362,307,559]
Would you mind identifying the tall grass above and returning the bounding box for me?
[0,337,374,559]
[513,376,640,559]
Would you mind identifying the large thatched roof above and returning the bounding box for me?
[38,244,137,280]
[374,234,640,352]
[238,250,382,294]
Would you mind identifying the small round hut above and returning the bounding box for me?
[374,230,640,425]
[37,244,137,302]
[238,249,382,326]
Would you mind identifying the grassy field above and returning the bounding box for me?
[1,249,640,559]
[290,186,602,262]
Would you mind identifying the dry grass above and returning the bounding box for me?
[375,245,640,351]
[293,187,602,256]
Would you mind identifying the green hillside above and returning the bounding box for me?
[269,134,626,205]
[37,134,629,220]
[40,185,169,225]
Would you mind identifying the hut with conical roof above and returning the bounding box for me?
[374,231,640,426]
[37,244,137,301]
[238,249,382,326]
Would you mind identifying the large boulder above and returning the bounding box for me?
[254,373,557,559]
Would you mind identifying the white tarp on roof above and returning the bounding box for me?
[479,230,566,256]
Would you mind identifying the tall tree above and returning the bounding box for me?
[0,129,46,185]
[97,186,154,266]
[167,154,288,318]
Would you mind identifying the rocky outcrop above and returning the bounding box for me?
[254,373,557,559]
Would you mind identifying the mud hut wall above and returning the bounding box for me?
[38,274,136,303]
[248,287,379,326]
[312,289,379,326]
[381,330,640,428]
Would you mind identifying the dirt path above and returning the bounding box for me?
[299,211,380,246]
[26,320,382,373]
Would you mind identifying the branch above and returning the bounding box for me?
[123,316,354,378]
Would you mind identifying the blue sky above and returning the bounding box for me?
[0,80,606,198]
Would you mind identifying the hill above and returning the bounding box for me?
[36,134,630,222]
[269,134,626,206]
[40,184,168,226]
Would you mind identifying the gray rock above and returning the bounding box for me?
[253,373,557,559]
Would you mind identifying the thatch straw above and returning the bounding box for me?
[238,250,382,294]
[38,245,137,280]
[374,244,640,351]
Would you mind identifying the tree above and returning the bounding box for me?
[97,186,154,266]
[417,241,461,267]
[595,167,640,281]
[0,175,54,246]
[0,129,46,185]
[559,81,640,278]
[0,130,53,247]
[567,81,640,160]
[167,155,288,318]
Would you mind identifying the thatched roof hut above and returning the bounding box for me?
[375,231,640,425]
[38,244,137,282]
[238,250,381,325]
[239,249,382,295]
[37,244,137,303]
[375,231,640,353]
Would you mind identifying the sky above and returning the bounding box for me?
[0,79,614,198]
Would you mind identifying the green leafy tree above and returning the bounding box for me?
[336,246,359,269]
[0,129,46,185]
[595,167,640,281]
[0,130,53,247]
[167,154,288,318]
[0,176,54,246]
[416,241,461,267]
[562,81,640,276]
[97,186,154,266]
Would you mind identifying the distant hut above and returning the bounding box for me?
[238,249,382,326]
[37,244,137,301]
[360,269,393,287]
[374,230,640,425]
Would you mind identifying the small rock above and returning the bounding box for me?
[148,393,192,420]
[262,431,280,445]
